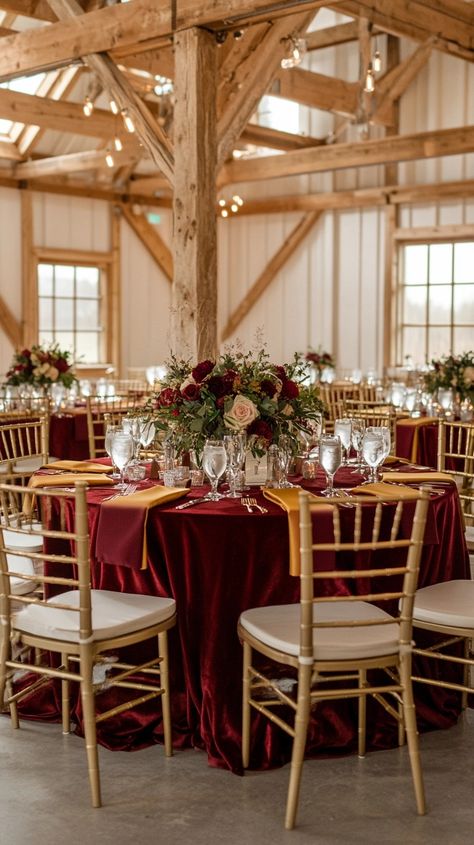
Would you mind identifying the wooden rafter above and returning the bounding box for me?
[220,124,474,184]
[120,204,173,283]
[221,211,321,341]
[240,124,324,151]
[0,139,21,161]
[373,38,434,125]
[14,147,137,179]
[0,294,22,348]
[305,20,361,50]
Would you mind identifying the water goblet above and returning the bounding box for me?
[366,425,391,472]
[202,439,227,501]
[105,423,122,479]
[350,418,366,473]
[276,434,295,488]
[361,430,385,483]
[319,435,342,496]
[110,432,134,491]
[437,388,454,417]
[223,434,242,498]
[334,418,352,465]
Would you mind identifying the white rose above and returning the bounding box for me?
[224,394,259,431]
[463,366,474,386]
[30,353,40,365]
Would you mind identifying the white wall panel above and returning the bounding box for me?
[0,188,22,373]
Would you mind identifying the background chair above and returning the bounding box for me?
[0,480,176,807]
[86,396,137,458]
[238,489,429,829]
[0,415,51,481]
[437,420,474,558]
[343,407,398,455]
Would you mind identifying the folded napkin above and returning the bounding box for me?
[96,485,188,570]
[29,472,114,489]
[43,460,113,473]
[263,488,333,576]
[380,471,455,485]
[383,455,410,466]
[396,417,438,463]
[350,482,423,501]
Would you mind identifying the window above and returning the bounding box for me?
[397,241,474,366]
[37,263,104,363]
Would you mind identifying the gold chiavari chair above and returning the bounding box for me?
[0,415,50,480]
[86,395,137,458]
[437,419,474,556]
[357,383,380,403]
[114,378,150,397]
[0,480,176,807]
[238,489,430,829]
[343,407,398,455]
[318,383,359,432]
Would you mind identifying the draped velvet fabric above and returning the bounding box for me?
[395,420,438,468]
[49,411,90,461]
[15,465,470,774]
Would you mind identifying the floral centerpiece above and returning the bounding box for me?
[147,348,325,457]
[5,343,77,388]
[305,347,335,380]
[424,351,474,403]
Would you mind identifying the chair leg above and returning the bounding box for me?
[462,638,470,711]
[242,640,251,770]
[285,662,312,831]
[61,652,71,734]
[358,668,367,758]
[79,650,101,808]
[158,631,173,758]
[400,654,426,816]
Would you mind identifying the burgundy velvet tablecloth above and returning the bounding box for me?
[16,465,470,774]
[48,410,90,460]
[396,419,439,468]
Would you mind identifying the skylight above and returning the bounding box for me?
[0,73,46,138]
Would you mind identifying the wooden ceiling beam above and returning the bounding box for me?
[374,38,434,124]
[46,0,174,185]
[0,140,21,160]
[305,20,360,50]
[120,204,172,282]
[220,124,474,184]
[0,294,22,348]
[240,124,324,151]
[14,147,137,179]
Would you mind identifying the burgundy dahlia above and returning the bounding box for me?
[248,419,273,443]
[280,379,299,399]
[181,382,201,401]
[157,387,179,407]
[192,359,215,383]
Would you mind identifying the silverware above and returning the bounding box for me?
[241,497,268,514]
[102,483,137,503]
[175,496,210,510]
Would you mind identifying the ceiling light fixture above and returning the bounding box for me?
[121,110,135,133]
[114,136,123,152]
[364,63,375,93]
[109,99,119,115]
[105,151,115,168]
[82,95,94,117]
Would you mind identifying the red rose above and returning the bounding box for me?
[207,375,226,397]
[20,349,31,358]
[274,365,286,382]
[192,359,215,383]
[157,387,179,407]
[181,382,200,401]
[281,379,299,399]
[260,378,276,397]
[248,419,273,443]
[55,357,69,373]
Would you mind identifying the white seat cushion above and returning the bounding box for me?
[6,553,38,596]
[2,523,43,553]
[239,601,400,661]
[11,457,43,474]
[465,525,474,550]
[413,580,474,630]
[14,589,176,643]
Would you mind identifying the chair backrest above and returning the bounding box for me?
[0,481,91,643]
[0,415,49,472]
[437,420,474,526]
[297,489,430,662]
[319,383,359,431]
[343,407,398,455]
[114,379,149,397]
[86,396,137,458]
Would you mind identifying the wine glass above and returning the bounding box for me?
[361,430,385,483]
[139,418,156,455]
[105,423,122,478]
[223,434,242,498]
[110,432,134,490]
[276,434,294,488]
[366,425,391,471]
[319,435,342,496]
[51,383,66,416]
[350,418,366,473]
[202,439,227,501]
[334,418,352,465]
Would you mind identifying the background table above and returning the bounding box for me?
[18,466,470,774]
[396,419,439,468]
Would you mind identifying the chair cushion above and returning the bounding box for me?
[413,580,474,630]
[465,525,474,551]
[14,589,176,642]
[239,601,400,661]
[6,553,38,596]
[2,523,43,553]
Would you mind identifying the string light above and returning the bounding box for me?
[105,151,115,168]
[114,136,123,152]
[121,110,135,133]
[373,49,382,73]
[232,195,244,207]
[109,99,119,115]
[217,195,244,218]
[281,35,307,69]
[82,95,94,117]
[364,63,375,93]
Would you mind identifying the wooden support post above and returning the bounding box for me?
[21,189,37,349]
[109,205,121,375]
[171,27,217,361]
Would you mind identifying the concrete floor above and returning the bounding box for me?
[1,711,473,845]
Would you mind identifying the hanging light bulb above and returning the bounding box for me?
[83,95,94,117]
[114,136,123,152]
[218,198,226,207]
[105,151,115,168]
[231,203,238,213]
[373,49,382,73]
[121,110,135,133]
[232,195,244,207]
[281,35,306,69]
[109,99,119,115]
[364,63,375,93]
[221,208,229,218]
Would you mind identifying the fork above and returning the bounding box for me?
[102,483,137,502]
[241,497,268,514]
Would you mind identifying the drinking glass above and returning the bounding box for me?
[139,418,156,451]
[366,425,391,469]
[202,439,227,501]
[319,435,342,496]
[51,383,65,415]
[105,423,122,478]
[438,388,454,417]
[334,418,352,465]
[276,434,294,488]
[110,432,134,490]
[223,434,242,498]
[361,430,385,483]
[350,418,366,473]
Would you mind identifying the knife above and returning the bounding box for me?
[175,496,210,510]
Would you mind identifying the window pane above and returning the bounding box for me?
[39,331,53,346]
[76,299,100,330]
[38,264,53,296]
[55,332,74,354]
[403,286,427,323]
[54,265,74,297]
[429,243,452,285]
[454,242,474,283]
[454,326,474,351]
[428,285,452,323]
[428,326,451,360]
[76,266,99,298]
[402,327,426,366]
[403,245,427,285]
[453,285,474,325]
[38,297,53,331]
[76,332,99,363]
[55,297,74,330]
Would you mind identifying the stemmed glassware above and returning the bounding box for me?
[350,418,366,473]
[105,423,122,478]
[361,429,386,483]
[319,435,342,496]
[276,434,294,488]
[202,439,227,501]
[110,431,134,490]
[223,433,246,498]
[51,383,66,416]
[366,425,391,468]
[334,418,352,465]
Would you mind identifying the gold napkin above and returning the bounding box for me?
[101,485,188,569]
[29,472,115,489]
[396,417,438,463]
[43,460,113,473]
[383,455,410,466]
[350,482,423,501]
[380,471,455,485]
[263,488,333,576]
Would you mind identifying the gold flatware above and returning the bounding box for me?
[241,497,268,514]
